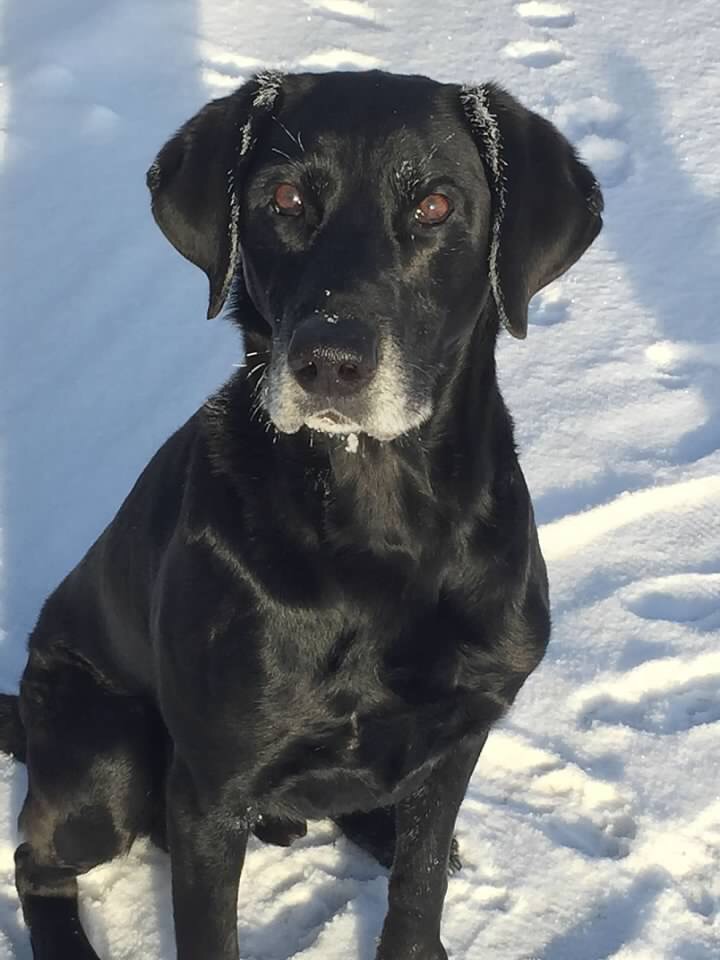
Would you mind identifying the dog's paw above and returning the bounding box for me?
[251,815,308,847]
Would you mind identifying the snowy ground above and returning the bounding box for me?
[2,0,720,957]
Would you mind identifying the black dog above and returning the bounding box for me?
[0,70,602,960]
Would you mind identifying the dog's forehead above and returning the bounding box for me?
[273,71,468,155]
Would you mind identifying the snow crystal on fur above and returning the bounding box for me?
[459,85,512,334]
[253,70,284,110]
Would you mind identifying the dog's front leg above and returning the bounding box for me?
[167,758,248,960]
[377,735,487,960]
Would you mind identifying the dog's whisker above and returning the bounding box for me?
[272,115,304,155]
[271,147,303,169]
[252,371,268,402]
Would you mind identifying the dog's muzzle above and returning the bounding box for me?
[265,317,427,441]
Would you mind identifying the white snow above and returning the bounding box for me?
[307,0,379,26]
[515,3,576,28]
[502,38,570,69]
[299,49,383,70]
[2,0,720,957]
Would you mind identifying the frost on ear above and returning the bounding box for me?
[460,85,512,336]
[252,70,284,110]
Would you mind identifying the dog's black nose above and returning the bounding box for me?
[288,317,378,398]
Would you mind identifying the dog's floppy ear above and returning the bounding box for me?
[147,72,283,319]
[461,83,603,339]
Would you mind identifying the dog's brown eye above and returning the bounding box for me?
[415,193,451,226]
[273,183,304,217]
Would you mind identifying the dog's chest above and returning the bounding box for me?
[250,606,483,817]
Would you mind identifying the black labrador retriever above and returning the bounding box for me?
[0,70,602,960]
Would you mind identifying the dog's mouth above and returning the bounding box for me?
[304,410,364,435]
[261,339,433,443]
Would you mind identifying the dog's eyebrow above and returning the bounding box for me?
[260,149,333,196]
[268,148,311,182]
[421,133,456,166]
[394,159,425,198]
[393,135,456,198]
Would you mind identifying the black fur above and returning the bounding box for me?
[2,70,602,960]
[0,693,25,761]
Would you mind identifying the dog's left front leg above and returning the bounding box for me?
[376,734,488,960]
[167,758,248,960]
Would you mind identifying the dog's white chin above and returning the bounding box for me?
[304,414,364,435]
[268,406,433,442]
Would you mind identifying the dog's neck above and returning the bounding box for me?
[210,305,517,551]
[328,311,509,495]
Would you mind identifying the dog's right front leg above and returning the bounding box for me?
[167,758,248,960]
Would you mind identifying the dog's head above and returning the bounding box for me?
[148,71,602,440]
